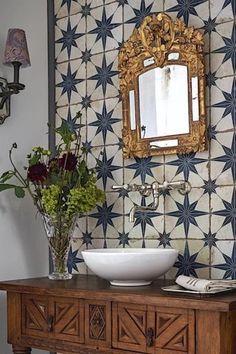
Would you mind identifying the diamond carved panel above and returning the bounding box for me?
[85,300,111,348]
[89,305,106,340]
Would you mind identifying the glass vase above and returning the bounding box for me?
[42,214,76,280]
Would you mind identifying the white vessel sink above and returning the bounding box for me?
[81,248,178,287]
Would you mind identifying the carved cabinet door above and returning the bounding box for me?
[84,299,111,349]
[21,295,84,343]
[22,295,50,339]
[112,302,148,353]
[147,306,195,354]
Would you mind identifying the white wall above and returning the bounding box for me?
[0,1,49,353]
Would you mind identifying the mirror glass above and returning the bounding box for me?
[119,12,206,158]
[138,65,189,139]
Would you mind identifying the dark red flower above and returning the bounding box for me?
[59,152,77,171]
[27,163,48,183]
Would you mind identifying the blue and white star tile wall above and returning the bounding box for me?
[53,0,236,279]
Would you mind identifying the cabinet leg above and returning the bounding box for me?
[12,345,31,354]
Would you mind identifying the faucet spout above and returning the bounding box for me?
[129,184,160,222]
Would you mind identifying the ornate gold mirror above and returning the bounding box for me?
[119,13,206,158]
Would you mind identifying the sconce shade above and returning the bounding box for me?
[4,28,30,68]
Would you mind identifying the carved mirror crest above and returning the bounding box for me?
[119,13,207,158]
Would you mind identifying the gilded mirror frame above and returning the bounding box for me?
[119,13,207,158]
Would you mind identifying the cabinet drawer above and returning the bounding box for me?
[21,294,84,343]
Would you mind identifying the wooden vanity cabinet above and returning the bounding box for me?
[0,275,236,354]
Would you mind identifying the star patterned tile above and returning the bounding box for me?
[211,21,236,76]
[87,51,120,100]
[166,239,210,279]
[54,0,82,19]
[210,0,235,22]
[211,131,236,185]
[55,14,86,63]
[211,241,236,279]
[56,60,86,107]
[123,0,164,41]
[210,77,235,130]
[88,145,123,190]
[124,156,164,185]
[164,0,209,28]
[87,97,122,146]
[211,186,236,239]
[164,152,209,188]
[86,3,123,54]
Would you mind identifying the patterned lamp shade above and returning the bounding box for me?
[4,28,30,68]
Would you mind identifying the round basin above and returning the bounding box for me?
[81,248,178,286]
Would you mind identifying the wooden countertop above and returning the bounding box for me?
[1,274,236,312]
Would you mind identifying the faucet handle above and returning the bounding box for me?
[178,181,191,195]
[112,184,131,191]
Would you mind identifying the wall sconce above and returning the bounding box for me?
[0,28,30,125]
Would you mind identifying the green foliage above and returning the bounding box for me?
[0,111,105,221]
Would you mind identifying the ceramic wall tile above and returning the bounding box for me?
[56,60,86,107]
[55,0,82,19]
[211,186,236,240]
[86,3,123,55]
[123,0,164,41]
[55,14,86,63]
[210,0,235,23]
[164,0,209,27]
[86,51,120,100]
[165,152,209,188]
[124,156,164,185]
[210,21,235,76]
[87,97,122,146]
[211,240,236,279]
[210,131,235,185]
[210,77,235,130]
[88,145,123,190]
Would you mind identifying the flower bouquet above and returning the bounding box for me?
[0,112,105,279]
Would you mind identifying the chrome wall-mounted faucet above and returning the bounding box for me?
[112,180,191,222]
